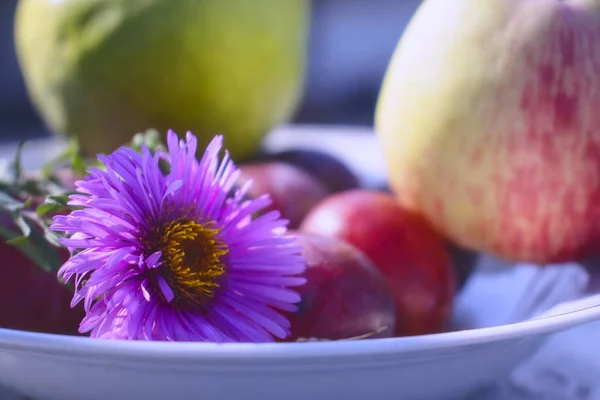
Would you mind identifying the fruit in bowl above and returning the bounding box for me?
[375,0,600,263]
[285,233,396,341]
[238,162,329,229]
[0,240,83,335]
[446,240,479,290]
[259,149,360,193]
[0,128,480,341]
[14,0,310,159]
[361,186,479,289]
[300,189,455,336]
[0,127,598,400]
[0,171,83,335]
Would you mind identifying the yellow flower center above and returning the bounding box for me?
[158,219,228,306]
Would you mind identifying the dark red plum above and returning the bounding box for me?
[285,233,396,341]
[446,241,479,291]
[262,149,359,193]
[238,162,328,229]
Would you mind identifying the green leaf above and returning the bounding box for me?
[36,194,72,217]
[6,235,28,246]
[0,224,19,242]
[22,197,32,209]
[13,214,32,238]
[11,140,26,186]
[41,139,87,178]
[0,191,25,212]
[129,128,170,173]
[36,202,63,217]
[0,192,65,272]
[19,179,46,196]
[0,181,12,192]
[0,160,11,185]
[0,128,169,275]
[130,128,165,153]
[1,215,64,272]
[40,128,165,181]
[7,236,63,272]
[41,223,63,248]
[71,152,87,175]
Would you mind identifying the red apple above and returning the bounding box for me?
[346,187,478,289]
[285,233,396,341]
[376,0,600,263]
[300,189,455,336]
[0,239,84,335]
[238,162,328,229]
[0,171,84,335]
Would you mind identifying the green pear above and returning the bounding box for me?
[14,0,310,159]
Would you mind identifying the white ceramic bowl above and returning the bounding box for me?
[0,125,599,400]
[0,296,599,400]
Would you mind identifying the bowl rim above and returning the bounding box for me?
[0,295,598,362]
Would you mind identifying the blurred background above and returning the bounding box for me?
[0,0,422,144]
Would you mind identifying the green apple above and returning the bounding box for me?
[14,0,310,159]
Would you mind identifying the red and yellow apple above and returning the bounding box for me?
[376,0,600,263]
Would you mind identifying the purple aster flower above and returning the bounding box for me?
[50,130,306,342]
